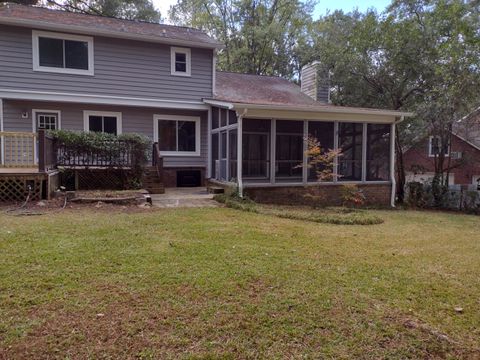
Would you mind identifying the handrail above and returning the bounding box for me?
[0,131,37,168]
[152,142,164,182]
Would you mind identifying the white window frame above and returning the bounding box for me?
[32,109,62,132]
[428,135,449,157]
[153,114,200,156]
[83,111,122,134]
[170,47,191,77]
[32,30,94,76]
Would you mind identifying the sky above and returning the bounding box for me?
[153,0,392,23]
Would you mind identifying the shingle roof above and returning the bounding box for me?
[214,71,321,106]
[213,71,412,116]
[0,3,222,48]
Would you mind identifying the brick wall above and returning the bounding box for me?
[244,183,392,207]
[403,134,480,185]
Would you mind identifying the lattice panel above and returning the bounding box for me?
[76,169,133,190]
[0,176,43,202]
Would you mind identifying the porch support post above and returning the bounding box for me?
[237,110,246,197]
[0,98,4,165]
[302,120,308,185]
[270,119,276,184]
[390,120,398,207]
[207,107,212,178]
[361,123,367,183]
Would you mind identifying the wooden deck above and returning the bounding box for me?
[0,167,39,174]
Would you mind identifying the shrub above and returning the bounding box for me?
[341,184,366,208]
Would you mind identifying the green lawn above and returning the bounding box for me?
[0,207,479,359]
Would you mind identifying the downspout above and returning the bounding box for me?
[390,116,404,207]
[237,108,248,197]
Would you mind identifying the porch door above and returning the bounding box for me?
[219,131,227,181]
[35,112,59,164]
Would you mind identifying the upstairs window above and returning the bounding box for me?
[428,136,449,157]
[171,47,191,77]
[33,30,94,75]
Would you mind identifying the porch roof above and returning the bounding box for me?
[208,71,413,123]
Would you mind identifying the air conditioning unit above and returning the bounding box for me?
[450,151,463,160]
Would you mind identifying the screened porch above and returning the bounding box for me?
[209,107,394,188]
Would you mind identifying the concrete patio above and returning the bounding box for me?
[150,187,218,208]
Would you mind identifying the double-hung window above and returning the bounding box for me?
[33,30,94,75]
[170,47,191,77]
[428,136,449,157]
[154,115,200,156]
[84,111,122,135]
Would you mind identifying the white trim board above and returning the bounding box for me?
[83,110,122,134]
[153,114,201,157]
[32,109,62,132]
[0,89,209,110]
[32,30,94,76]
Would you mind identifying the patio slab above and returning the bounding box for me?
[150,187,218,208]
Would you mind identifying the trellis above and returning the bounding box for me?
[0,174,45,202]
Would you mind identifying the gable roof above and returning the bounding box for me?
[210,71,413,118]
[0,3,222,49]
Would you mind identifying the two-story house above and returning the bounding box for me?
[0,4,411,206]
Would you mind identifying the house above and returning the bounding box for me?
[403,132,480,189]
[0,3,411,205]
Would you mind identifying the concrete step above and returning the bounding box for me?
[208,186,225,194]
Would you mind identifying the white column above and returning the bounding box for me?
[390,121,397,207]
[270,119,276,184]
[302,120,308,184]
[237,114,243,197]
[333,121,339,182]
[0,98,4,165]
[362,123,367,182]
[207,107,212,178]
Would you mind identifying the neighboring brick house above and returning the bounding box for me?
[403,132,480,188]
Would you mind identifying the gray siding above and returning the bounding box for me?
[3,100,208,168]
[0,25,213,102]
[300,62,330,104]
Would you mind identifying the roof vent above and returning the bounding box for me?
[300,61,330,104]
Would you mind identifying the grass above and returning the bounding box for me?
[0,207,479,359]
[214,193,384,225]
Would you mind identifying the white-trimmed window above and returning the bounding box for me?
[428,136,449,157]
[32,109,61,131]
[32,30,94,76]
[170,47,191,77]
[154,114,200,156]
[83,111,122,135]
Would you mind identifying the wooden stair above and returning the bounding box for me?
[142,166,165,194]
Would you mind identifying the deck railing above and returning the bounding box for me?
[0,131,37,168]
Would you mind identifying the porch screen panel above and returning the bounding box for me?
[366,124,390,181]
[307,121,334,181]
[275,120,303,181]
[338,122,363,181]
[242,119,270,179]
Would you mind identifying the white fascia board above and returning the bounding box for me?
[0,89,209,110]
[0,18,224,50]
[230,102,413,118]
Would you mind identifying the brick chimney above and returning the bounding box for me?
[300,61,330,104]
